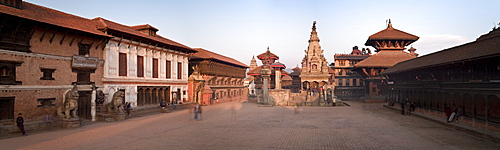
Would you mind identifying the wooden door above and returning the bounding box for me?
[78,91,91,120]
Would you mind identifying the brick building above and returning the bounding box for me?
[0,0,111,127]
[188,48,248,105]
[94,18,197,108]
[333,46,370,100]
[382,27,500,128]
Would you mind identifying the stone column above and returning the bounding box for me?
[91,88,96,121]
[275,69,281,90]
[260,65,271,105]
[263,76,269,104]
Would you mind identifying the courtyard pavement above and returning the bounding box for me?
[1,101,500,150]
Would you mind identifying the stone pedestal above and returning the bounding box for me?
[111,113,126,121]
[161,108,171,113]
[62,118,80,129]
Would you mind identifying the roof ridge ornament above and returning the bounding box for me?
[312,21,317,31]
[387,19,393,28]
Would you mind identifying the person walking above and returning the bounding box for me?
[194,104,202,121]
[294,103,299,114]
[16,113,26,136]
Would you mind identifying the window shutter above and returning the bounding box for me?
[153,58,158,78]
[177,62,182,79]
[137,56,144,77]
[166,60,171,79]
[119,53,127,76]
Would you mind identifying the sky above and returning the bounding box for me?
[26,0,500,69]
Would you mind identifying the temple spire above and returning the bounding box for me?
[309,21,320,42]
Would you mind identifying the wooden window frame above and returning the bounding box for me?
[177,62,182,79]
[153,58,158,78]
[166,60,171,79]
[137,56,144,77]
[119,53,127,76]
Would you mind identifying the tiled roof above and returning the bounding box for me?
[191,48,248,68]
[93,17,196,53]
[131,24,159,31]
[366,26,419,41]
[247,66,264,75]
[354,50,417,68]
[282,75,293,81]
[289,69,301,76]
[0,2,110,37]
[382,28,500,74]
[257,49,279,59]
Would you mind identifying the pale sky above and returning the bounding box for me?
[26,0,500,69]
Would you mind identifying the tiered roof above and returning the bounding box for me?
[257,48,279,60]
[356,20,419,68]
[365,20,419,50]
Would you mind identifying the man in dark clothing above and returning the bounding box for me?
[17,113,26,136]
[160,100,166,108]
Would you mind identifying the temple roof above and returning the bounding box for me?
[93,17,196,53]
[191,48,249,68]
[366,21,419,41]
[270,62,286,69]
[365,20,419,47]
[354,50,417,68]
[382,28,500,74]
[282,75,293,81]
[257,47,279,60]
[0,1,111,37]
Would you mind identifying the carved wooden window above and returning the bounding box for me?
[152,58,158,78]
[0,15,31,52]
[177,62,182,79]
[166,60,171,79]
[78,43,90,56]
[40,68,55,80]
[119,53,127,76]
[137,56,144,77]
[0,61,21,85]
[339,60,345,66]
[0,97,14,120]
[491,63,500,80]
[37,98,55,108]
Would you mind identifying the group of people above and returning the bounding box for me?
[445,104,463,123]
[401,99,416,115]
[400,98,463,123]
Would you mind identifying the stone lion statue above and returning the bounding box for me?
[105,90,125,113]
[57,85,79,118]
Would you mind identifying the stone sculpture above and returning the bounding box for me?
[57,85,79,118]
[105,90,125,113]
[95,90,105,105]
